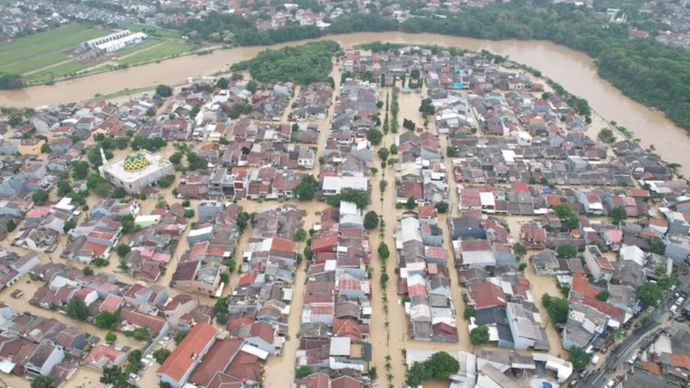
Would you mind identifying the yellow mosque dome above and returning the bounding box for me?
[123,152,150,171]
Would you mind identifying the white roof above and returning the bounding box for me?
[241,344,269,360]
[339,201,359,216]
[479,192,495,207]
[188,225,213,237]
[619,244,646,266]
[329,337,351,356]
[322,176,368,192]
[501,149,516,163]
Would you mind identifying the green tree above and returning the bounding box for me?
[63,219,76,233]
[94,311,119,330]
[236,211,251,231]
[294,175,319,201]
[596,290,610,302]
[598,128,616,144]
[169,152,183,165]
[40,143,51,154]
[435,201,449,214]
[82,266,94,276]
[637,283,664,307]
[364,211,379,230]
[153,348,171,364]
[120,214,135,234]
[553,203,579,229]
[295,365,312,379]
[105,331,117,343]
[648,238,666,255]
[367,128,383,145]
[294,228,306,241]
[377,242,390,261]
[402,118,415,131]
[71,161,90,180]
[65,298,90,321]
[159,174,175,188]
[31,376,53,388]
[112,187,127,199]
[5,219,16,232]
[101,366,134,387]
[339,189,370,208]
[569,347,592,371]
[32,190,49,205]
[57,180,73,197]
[94,182,111,198]
[125,349,143,373]
[406,362,431,386]
[377,147,389,162]
[155,84,173,97]
[513,243,527,258]
[426,351,460,380]
[542,294,569,325]
[405,196,416,210]
[557,244,578,258]
[610,207,626,224]
[419,98,435,116]
[174,330,188,344]
[216,77,229,89]
[116,244,131,258]
[246,80,258,93]
[470,325,490,345]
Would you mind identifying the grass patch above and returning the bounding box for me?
[0,23,110,74]
[26,61,91,83]
[116,41,198,66]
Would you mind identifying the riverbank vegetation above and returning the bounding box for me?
[231,40,340,85]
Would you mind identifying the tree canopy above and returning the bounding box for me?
[364,210,379,230]
[470,325,490,345]
[294,175,319,201]
[406,351,460,386]
[569,347,592,371]
[542,293,569,326]
[232,40,340,85]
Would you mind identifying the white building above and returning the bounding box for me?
[99,149,174,194]
[82,30,148,53]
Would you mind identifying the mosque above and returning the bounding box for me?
[99,149,174,194]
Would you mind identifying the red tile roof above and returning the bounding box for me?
[469,282,506,309]
[189,338,242,386]
[158,322,216,383]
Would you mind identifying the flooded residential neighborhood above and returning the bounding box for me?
[0,32,689,388]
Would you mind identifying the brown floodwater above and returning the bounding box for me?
[0,32,688,174]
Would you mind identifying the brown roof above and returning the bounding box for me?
[158,322,216,382]
[189,338,242,386]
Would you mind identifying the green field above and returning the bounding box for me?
[0,23,110,75]
[0,22,200,84]
[116,41,198,66]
